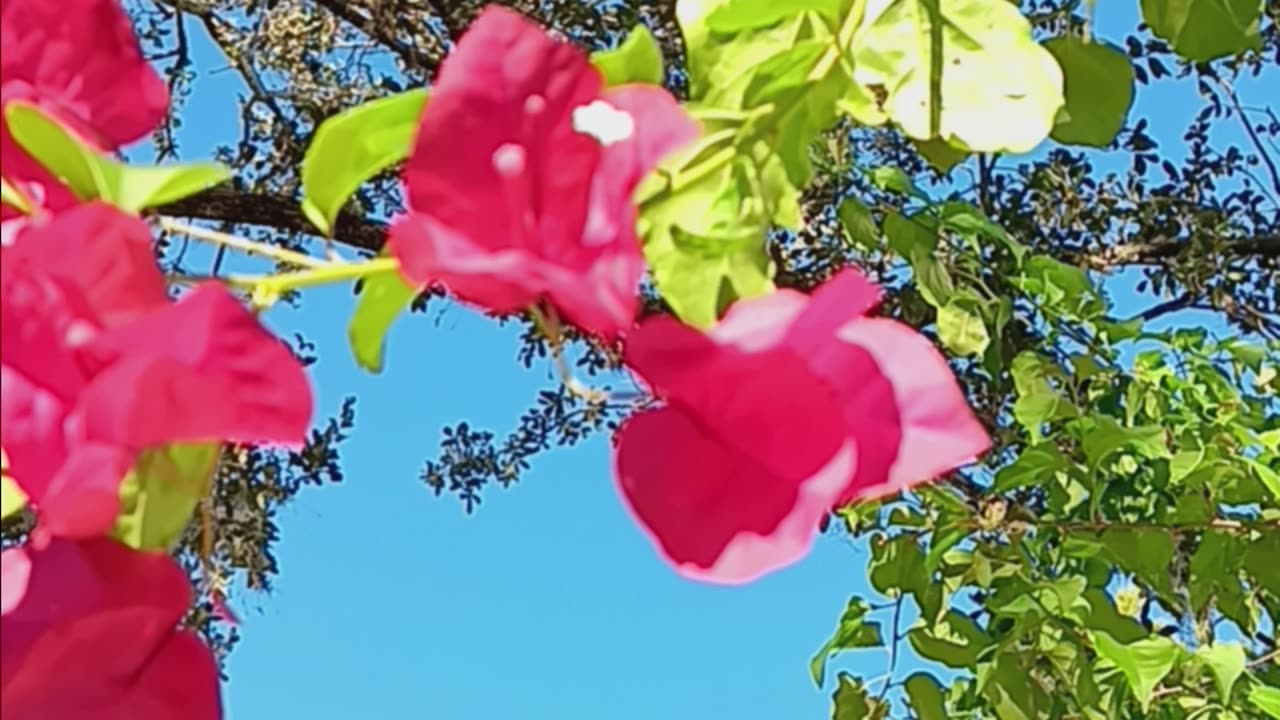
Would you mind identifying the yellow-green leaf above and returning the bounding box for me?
[300,89,428,236]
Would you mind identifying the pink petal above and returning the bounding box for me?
[31,441,135,539]
[833,318,990,502]
[1,538,220,720]
[0,549,32,615]
[400,5,600,256]
[389,213,541,312]
[82,283,313,448]
[616,315,852,582]
[1,0,169,148]
[7,203,168,324]
[543,247,645,337]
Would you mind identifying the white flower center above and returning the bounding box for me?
[571,100,634,147]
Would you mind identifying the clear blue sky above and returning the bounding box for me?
[141,5,1269,719]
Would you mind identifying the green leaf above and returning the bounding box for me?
[908,610,990,669]
[1089,633,1183,711]
[867,166,929,201]
[1082,588,1148,643]
[1081,416,1171,471]
[1196,643,1246,702]
[591,25,665,86]
[111,444,222,551]
[903,672,947,720]
[1010,352,1062,440]
[1016,254,1101,317]
[837,197,879,249]
[937,296,990,356]
[810,596,885,687]
[869,534,927,596]
[913,137,969,173]
[1247,458,1280,501]
[847,0,1064,153]
[1251,684,1280,719]
[300,89,428,236]
[640,139,787,328]
[993,443,1068,493]
[707,0,841,32]
[1,476,27,521]
[349,257,418,373]
[678,0,807,105]
[1044,37,1135,148]
[1100,528,1176,598]
[1139,0,1264,62]
[5,102,229,212]
[742,41,828,107]
[831,673,888,720]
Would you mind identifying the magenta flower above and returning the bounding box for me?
[1,538,221,720]
[0,203,313,540]
[0,0,169,221]
[389,6,699,337]
[614,269,990,583]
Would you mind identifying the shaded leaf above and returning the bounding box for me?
[810,596,885,687]
[1140,0,1264,62]
[111,443,222,552]
[1044,37,1135,147]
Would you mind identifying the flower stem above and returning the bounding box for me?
[156,217,329,269]
[235,256,402,293]
[527,303,609,403]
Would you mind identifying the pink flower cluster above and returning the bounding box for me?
[389,7,989,584]
[1,0,312,717]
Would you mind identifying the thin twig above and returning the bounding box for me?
[156,217,328,269]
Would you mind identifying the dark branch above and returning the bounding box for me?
[155,185,387,253]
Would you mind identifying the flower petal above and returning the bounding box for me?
[82,283,313,448]
[7,202,168,325]
[617,314,852,581]
[834,318,990,501]
[0,538,220,720]
[401,5,600,256]
[1,0,169,148]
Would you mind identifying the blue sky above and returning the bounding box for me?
[144,4,1272,719]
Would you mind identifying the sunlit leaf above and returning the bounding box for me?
[5,102,229,212]
[831,673,888,720]
[1090,632,1182,711]
[591,25,665,86]
[1251,684,1280,719]
[349,256,418,373]
[937,296,990,356]
[300,89,428,236]
[848,0,1064,153]
[908,610,990,669]
[1196,643,1246,702]
[706,0,842,32]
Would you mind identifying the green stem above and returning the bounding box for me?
[234,256,402,293]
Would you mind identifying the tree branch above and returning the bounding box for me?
[154,186,387,253]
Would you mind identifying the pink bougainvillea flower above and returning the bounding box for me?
[0,202,313,540]
[615,268,990,584]
[1,537,221,720]
[389,6,699,338]
[0,0,169,223]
